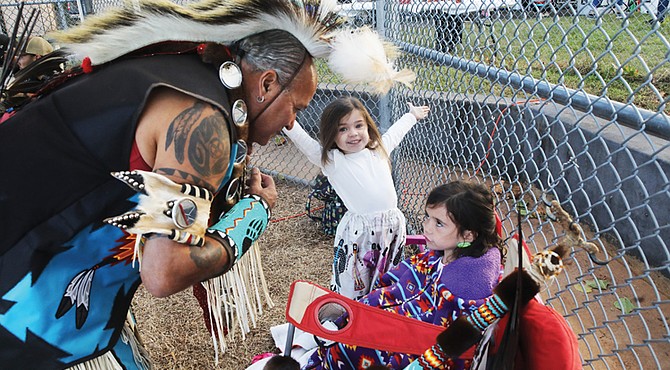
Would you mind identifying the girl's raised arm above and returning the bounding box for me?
[283,120,323,167]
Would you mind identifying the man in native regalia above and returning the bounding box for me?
[0,0,414,368]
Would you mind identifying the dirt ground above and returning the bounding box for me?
[131,179,670,370]
[132,181,332,370]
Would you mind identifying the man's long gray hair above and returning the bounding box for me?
[236,29,308,87]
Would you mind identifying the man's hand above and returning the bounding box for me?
[246,167,277,209]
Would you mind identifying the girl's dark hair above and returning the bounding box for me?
[318,96,389,166]
[262,355,300,370]
[426,180,502,259]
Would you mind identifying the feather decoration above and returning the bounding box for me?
[56,268,95,329]
[0,5,40,99]
[50,0,343,65]
[49,0,413,95]
[490,203,525,369]
[328,27,416,94]
[6,49,67,91]
[2,49,67,110]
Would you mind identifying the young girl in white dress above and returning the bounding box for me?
[283,96,430,299]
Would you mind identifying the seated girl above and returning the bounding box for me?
[303,180,503,370]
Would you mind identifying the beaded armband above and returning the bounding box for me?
[206,194,271,269]
[104,170,213,246]
[466,294,509,331]
[408,344,450,369]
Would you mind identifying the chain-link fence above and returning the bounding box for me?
[3,0,669,368]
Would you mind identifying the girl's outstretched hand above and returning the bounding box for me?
[407,102,430,120]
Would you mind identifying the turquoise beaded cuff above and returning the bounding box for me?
[207,194,271,266]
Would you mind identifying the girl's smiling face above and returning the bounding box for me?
[334,109,370,154]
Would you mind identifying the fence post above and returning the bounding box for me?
[375,0,392,131]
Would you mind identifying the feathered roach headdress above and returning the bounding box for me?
[50,0,415,94]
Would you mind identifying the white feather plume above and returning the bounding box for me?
[50,0,415,95]
[51,0,342,65]
[328,27,416,95]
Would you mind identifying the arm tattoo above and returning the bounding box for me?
[154,168,212,189]
[190,241,224,270]
[165,101,206,164]
[189,111,228,177]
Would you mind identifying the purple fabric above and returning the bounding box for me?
[303,247,502,370]
[441,247,501,299]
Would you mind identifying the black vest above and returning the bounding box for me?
[0,53,233,368]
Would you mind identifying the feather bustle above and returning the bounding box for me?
[50,0,342,64]
[47,0,412,94]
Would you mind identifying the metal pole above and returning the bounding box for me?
[75,0,84,21]
[283,323,296,357]
[398,41,670,140]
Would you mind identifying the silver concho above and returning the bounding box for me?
[219,61,243,89]
[225,177,241,202]
[234,140,247,164]
[232,99,248,127]
[170,198,198,229]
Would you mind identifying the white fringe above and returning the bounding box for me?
[132,235,144,270]
[66,352,123,370]
[66,311,151,370]
[120,311,152,370]
[202,241,274,364]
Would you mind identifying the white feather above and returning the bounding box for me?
[54,0,415,94]
[59,1,335,65]
[64,15,328,65]
[328,27,416,94]
[319,0,338,20]
[328,27,389,82]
